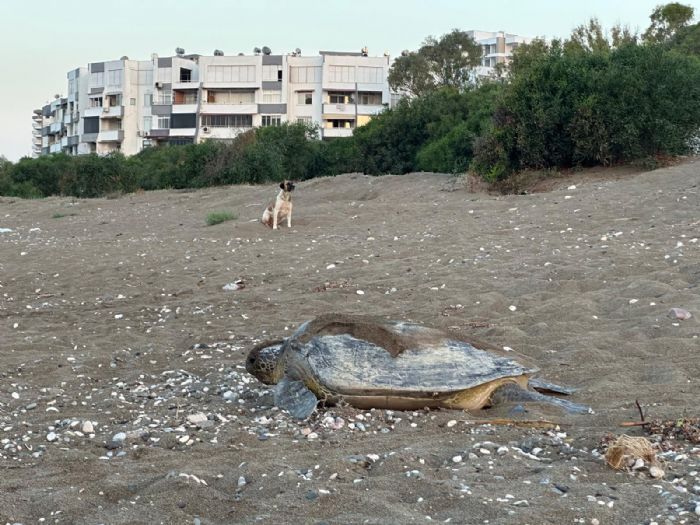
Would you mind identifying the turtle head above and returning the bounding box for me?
[246,340,286,384]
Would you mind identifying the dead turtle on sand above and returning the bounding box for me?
[246,314,589,419]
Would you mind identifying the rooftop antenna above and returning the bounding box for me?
[214,49,224,56]
[361,46,368,56]
[262,46,272,55]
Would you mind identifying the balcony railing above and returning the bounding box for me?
[153,95,173,105]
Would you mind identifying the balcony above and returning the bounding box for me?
[97,129,124,142]
[200,102,257,115]
[173,79,199,90]
[172,103,198,114]
[323,127,354,138]
[200,126,253,140]
[49,122,62,134]
[84,106,104,117]
[101,106,123,118]
[49,143,62,154]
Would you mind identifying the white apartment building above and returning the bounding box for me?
[33,48,391,157]
[467,30,532,78]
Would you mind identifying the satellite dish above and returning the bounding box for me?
[295,48,302,55]
[262,46,271,55]
[253,47,262,55]
[175,47,185,56]
[214,49,224,56]
[238,52,244,56]
[54,94,61,99]
[120,55,129,60]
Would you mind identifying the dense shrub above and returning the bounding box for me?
[472,40,700,177]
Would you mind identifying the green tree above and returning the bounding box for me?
[389,29,482,96]
[643,2,695,43]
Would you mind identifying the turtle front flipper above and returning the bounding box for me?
[491,383,590,414]
[528,378,577,396]
[275,377,318,419]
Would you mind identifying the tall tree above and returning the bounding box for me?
[388,29,482,97]
[566,18,638,53]
[643,2,695,43]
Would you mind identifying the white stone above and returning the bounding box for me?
[452,455,463,463]
[46,432,57,442]
[649,465,665,479]
[82,421,94,434]
[187,413,208,425]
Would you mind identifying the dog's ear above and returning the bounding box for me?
[280,182,285,189]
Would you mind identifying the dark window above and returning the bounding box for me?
[84,117,100,134]
[180,68,192,82]
[170,113,197,128]
[168,137,194,146]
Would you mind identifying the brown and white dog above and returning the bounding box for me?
[262,180,295,229]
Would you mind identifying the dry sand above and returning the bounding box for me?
[0,160,699,524]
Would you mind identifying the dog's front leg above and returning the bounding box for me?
[272,206,279,230]
[287,205,292,228]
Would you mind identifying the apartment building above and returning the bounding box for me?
[467,30,532,78]
[33,48,390,157]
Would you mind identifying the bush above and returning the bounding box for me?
[206,210,237,226]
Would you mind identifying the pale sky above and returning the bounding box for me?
[1,0,697,161]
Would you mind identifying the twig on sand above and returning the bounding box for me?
[460,418,560,429]
[635,399,645,423]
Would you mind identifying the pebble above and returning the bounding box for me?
[46,432,57,442]
[497,446,509,456]
[187,413,208,425]
[82,421,94,434]
[237,476,247,487]
[668,308,692,320]
[650,465,665,479]
[112,432,127,443]
[452,455,463,463]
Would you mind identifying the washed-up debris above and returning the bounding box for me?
[223,279,245,291]
[603,434,664,478]
[668,307,692,321]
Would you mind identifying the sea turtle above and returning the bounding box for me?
[245,314,589,419]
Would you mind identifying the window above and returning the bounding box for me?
[290,66,321,83]
[138,69,153,85]
[297,116,312,124]
[157,67,172,83]
[201,114,253,128]
[130,98,136,106]
[329,92,353,104]
[209,65,256,82]
[68,78,76,95]
[171,113,197,128]
[143,116,152,132]
[357,66,383,84]
[328,65,355,83]
[107,69,122,87]
[89,97,103,108]
[358,92,382,105]
[261,115,282,127]
[263,65,283,82]
[90,71,104,87]
[206,90,255,104]
[327,119,354,129]
[179,68,192,82]
[144,94,153,106]
[297,92,312,105]
[156,116,170,129]
[262,90,281,103]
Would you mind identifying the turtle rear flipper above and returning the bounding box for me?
[491,383,590,414]
[528,378,577,396]
[275,377,318,419]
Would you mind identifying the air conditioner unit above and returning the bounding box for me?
[155,81,163,88]
[103,106,110,113]
[202,126,210,133]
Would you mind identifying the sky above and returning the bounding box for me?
[1,0,698,161]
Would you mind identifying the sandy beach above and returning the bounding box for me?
[1,160,698,524]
